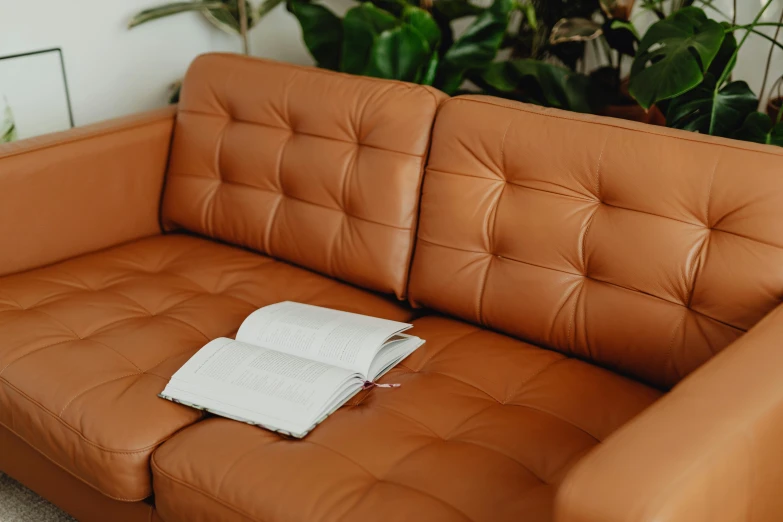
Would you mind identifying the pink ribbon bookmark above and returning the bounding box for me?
[363,381,402,390]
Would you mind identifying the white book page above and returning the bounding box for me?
[162,337,360,431]
[235,301,411,377]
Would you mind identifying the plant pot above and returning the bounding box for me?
[599,103,666,126]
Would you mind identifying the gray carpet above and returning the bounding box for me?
[0,473,74,521]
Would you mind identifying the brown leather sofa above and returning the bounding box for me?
[2,53,783,522]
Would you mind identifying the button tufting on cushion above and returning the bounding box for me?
[0,233,414,502]
[151,315,660,522]
[409,96,783,390]
[161,54,447,300]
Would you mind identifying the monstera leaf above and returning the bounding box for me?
[629,7,725,109]
[666,76,758,137]
[367,24,431,81]
[341,3,398,74]
[481,59,591,113]
[287,0,343,69]
[437,0,513,93]
[732,112,783,147]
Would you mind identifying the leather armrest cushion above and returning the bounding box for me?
[0,107,176,276]
[555,303,783,522]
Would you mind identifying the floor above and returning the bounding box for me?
[0,473,74,522]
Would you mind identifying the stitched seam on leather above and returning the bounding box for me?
[594,133,607,200]
[214,439,275,498]
[0,338,77,375]
[151,454,263,522]
[445,438,547,485]
[169,172,414,232]
[407,328,485,372]
[0,113,175,161]
[394,367,501,403]
[663,310,689,383]
[425,167,718,231]
[58,372,141,417]
[152,314,211,341]
[473,110,515,323]
[685,234,711,310]
[416,236,745,331]
[565,280,585,356]
[348,480,474,522]
[371,404,441,438]
[704,153,720,227]
[452,96,783,159]
[205,120,230,238]
[0,421,151,502]
[74,336,146,373]
[303,439,379,478]
[503,402,601,442]
[579,204,600,276]
[264,140,289,254]
[0,379,180,454]
[205,52,440,94]
[476,185,504,322]
[180,108,428,158]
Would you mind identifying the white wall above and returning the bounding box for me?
[0,0,781,132]
[0,0,236,127]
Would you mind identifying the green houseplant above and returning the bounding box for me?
[285,0,513,94]
[628,3,783,145]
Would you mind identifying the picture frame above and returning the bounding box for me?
[0,48,75,142]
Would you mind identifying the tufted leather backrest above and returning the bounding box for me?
[410,95,783,389]
[162,54,445,299]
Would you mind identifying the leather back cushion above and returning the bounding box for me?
[410,95,783,389]
[162,54,445,299]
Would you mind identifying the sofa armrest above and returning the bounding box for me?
[556,304,783,522]
[0,107,176,276]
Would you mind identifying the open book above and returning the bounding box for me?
[159,301,424,438]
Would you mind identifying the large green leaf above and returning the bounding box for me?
[437,0,513,93]
[481,59,592,113]
[629,7,725,109]
[402,6,440,51]
[288,0,343,70]
[128,1,226,28]
[666,77,758,137]
[707,22,737,78]
[341,3,398,74]
[732,112,783,147]
[603,19,639,56]
[367,25,431,82]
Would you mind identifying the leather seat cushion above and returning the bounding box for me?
[0,234,413,502]
[152,315,661,522]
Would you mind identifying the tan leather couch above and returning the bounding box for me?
[2,53,783,522]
